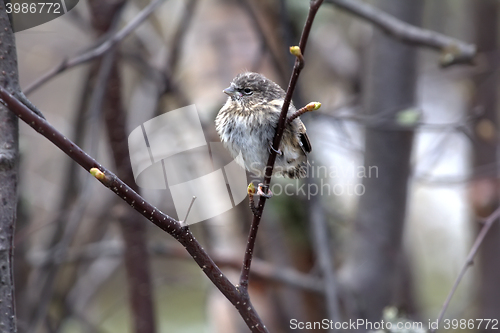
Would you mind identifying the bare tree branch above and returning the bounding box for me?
[0,88,269,333]
[24,0,167,95]
[324,0,476,67]
[31,241,324,293]
[18,62,97,331]
[239,0,324,293]
[87,0,158,331]
[27,176,95,332]
[431,207,500,332]
[167,0,198,76]
[240,0,289,81]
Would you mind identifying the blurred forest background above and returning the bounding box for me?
[3,0,500,332]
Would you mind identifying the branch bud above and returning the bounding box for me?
[289,46,302,57]
[306,102,321,111]
[90,167,105,180]
[247,183,256,196]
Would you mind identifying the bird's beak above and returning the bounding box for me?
[223,85,236,96]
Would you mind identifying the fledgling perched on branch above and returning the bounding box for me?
[215,72,312,181]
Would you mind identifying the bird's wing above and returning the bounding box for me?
[300,133,312,154]
[297,120,312,153]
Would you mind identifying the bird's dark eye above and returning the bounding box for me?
[242,88,253,95]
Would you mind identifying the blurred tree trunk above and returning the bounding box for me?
[88,1,157,333]
[0,1,19,332]
[339,0,423,324]
[470,0,500,328]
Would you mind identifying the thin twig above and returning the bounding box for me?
[24,0,167,94]
[0,88,269,333]
[31,241,324,293]
[431,207,500,332]
[248,194,260,217]
[240,0,288,80]
[167,0,198,75]
[20,63,98,331]
[28,178,94,332]
[324,0,476,67]
[238,0,324,293]
[153,0,196,110]
[28,44,114,319]
[286,101,321,127]
[93,6,157,327]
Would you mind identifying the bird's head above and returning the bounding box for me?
[223,72,285,109]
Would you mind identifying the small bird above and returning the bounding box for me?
[215,72,311,188]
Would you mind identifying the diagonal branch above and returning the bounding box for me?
[431,207,500,332]
[0,87,269,333]
[239,0,324,292]
[24,0,167,94]
[324,0,476,67]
